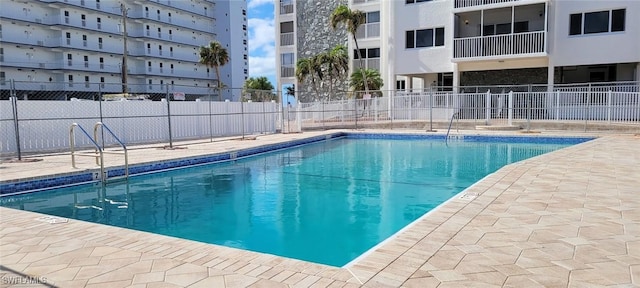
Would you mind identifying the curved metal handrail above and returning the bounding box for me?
[70,123,104,181]
[445,112,460,142]
[94,122,129,179]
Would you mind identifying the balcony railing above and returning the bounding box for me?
[280,3,293,14]
[454,0,523,9]
[356,23,380,39]
[453,31,546,59]
[281,66,294,78]
[280,32,294,46]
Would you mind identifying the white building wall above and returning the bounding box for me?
[393,0,454,76]
[550,0,640,67]
[214,0,249,101]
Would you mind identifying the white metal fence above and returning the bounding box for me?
[0,81,280,158]
[294,83,640,130]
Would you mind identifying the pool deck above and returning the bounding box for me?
[1,129,639,287]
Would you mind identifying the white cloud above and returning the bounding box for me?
[248,18,274,53]
[247,0,273,9]
[248,16,276,83]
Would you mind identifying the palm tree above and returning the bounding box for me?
[199,41,229,101]
[285,84,295,98]
[295,57,323,102]
[349,68,383,98]
[321,45,349,102]
[330,5,369,97]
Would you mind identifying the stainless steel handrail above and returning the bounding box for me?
[70,123,105,181]
[445,112,460,141]
[94,122,129,179]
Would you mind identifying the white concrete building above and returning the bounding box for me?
[276,0,640,97]
[0,0,248,101]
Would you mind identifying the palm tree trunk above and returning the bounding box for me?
[214,66,222,101]
[329,74,333,102]
[352,35,369,98]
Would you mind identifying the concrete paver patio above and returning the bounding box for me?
[1,130,639,287]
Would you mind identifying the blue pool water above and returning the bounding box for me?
[0,137,580,266]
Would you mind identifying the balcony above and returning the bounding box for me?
[356,23,380,39]
[280,32,294,46]
[455,0,528,9]
[453,31,545,60]
[280,2,293,14]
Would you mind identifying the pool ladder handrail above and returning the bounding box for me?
[445,112,460,141]
[69,122,129,183]
[70,123,105,181]
[94,122,129,180]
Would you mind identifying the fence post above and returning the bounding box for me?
[262,101,266,134]
[607,90,612,124]
[296,104,302,132]
[209,88,213,141]
[508,91,513,126]
[585,83,591,132]
[354,98,358,130]
[166,85,173,148]
[240,100,245,139]
[485,90,491,125]
[10,80,22,160]
[322,101,325,130]
[427,87,435,132]
[409,93,412,121]
[555,90,560,121]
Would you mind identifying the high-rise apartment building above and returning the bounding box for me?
[0,0,248,101]
[276,0,640,100]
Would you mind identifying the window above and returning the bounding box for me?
[612,9,625,31]
[68,75,73,86]
[159,63,163,72]
[64,11,70,24]
[85,76,90,87]
[145,7,149,18]
[67,53,72,66]
[157,9,160,20]
[169,47,173,56]
[353,48,380,59]
[83,55,88,68]
[281,53,294,66]
[242,9,246,16]
[81,14,86,27]
[147,43,151,53]
[0,48,3,62]
[148,61,152,72]
[366,11,380,23]
[146,25,150,36]
[100,77,104,88]
[169,29,173,40]
[158,27,161,38]
[406,27,444,48]
[82,34,87,47]
[159,45,163,55]
[406,0,432,3]
[243,24,247,31]
[98,37,103,49]
[97,17,101,29]
[584,11,609,34]
[99,57,104,69]
[96,0,100,9]
[0,71,5,85]
[405,31,414,49]
[396,80,406,90]
[280,21,294,33]
[66,32,71,45]
[244,54,247,60]
[569,9,625,35]
[244,69,248,74]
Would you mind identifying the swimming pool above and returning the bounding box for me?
[0,134,592,266]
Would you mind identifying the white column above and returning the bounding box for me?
[453,63,460,93]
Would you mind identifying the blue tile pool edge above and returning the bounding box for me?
[0,132,347,196]
[0,132,595,196]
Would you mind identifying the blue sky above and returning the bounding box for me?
[247,0,277,90]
